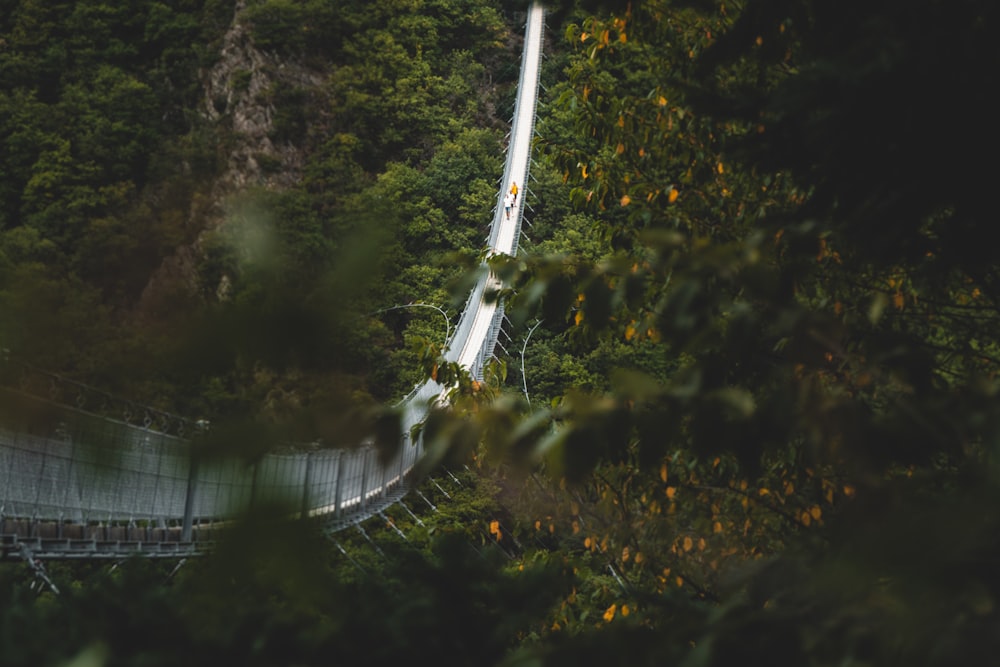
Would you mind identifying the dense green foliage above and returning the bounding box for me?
[470,0,1000,664]
[1,0,513,423]
[5,0,1000,666]
[1,472,571,667]
[0,0,230,376]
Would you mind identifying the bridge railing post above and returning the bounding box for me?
[300,451,314,519]
[399,431,402,488]
[181,420,209,542]
[181,447,198,542]
[359,449,370,511]
[333,450,345,520]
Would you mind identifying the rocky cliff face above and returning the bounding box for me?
[139,1,323,311]
[202,1,322,194]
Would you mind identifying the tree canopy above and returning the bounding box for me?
[4,1,1000,666]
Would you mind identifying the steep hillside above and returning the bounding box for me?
[0,0,521,427]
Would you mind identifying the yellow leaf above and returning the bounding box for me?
[603,604,617,622]
[621,604,630,616]
[800,510,811,526]
[534,520,541,531]
[713,521,723,534]
[622,546,630,562]
[549,523,555,534]
[584,537,592,549]
[698,538,706,551]
[784,481,795,496]
[717,162,724,174]
[759,487,770,496]
[755,35,763,46]
[581,163,588,178]
[810,506,822,520]
[489,520,499,534]
[676,576,684,587]
[658,95,668,107]
[635,552,644,564]
[668,188,679,204]
[580,31,589,42]
[683,536,693,552]
[660,463,668,483]
[893,291,904,309]
[625,323,636,341]
[616,142,625,154]
[712,456,720,468]
[574,310,584,326]
[619,32,627,43]
[638,147,645,157]
[666,486,676,500]
[620,194,631,206]
[572,520,580,534]
[843,484,856,498]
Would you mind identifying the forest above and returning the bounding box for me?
[3,0,1000,665]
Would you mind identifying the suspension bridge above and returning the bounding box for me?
[1,2,546,564]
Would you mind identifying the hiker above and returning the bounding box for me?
[510,181,518,203]
[504,192,513,219]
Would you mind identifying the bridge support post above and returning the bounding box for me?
[333,451,345,520]
[248,462,260,510]
[181,448,198,542]
[359,449,370,510]
[380,454,389,499]
[398,433,407,487]
[300,451,314,519]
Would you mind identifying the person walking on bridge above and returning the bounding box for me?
[510,181,518,204]
[504,192,514,219]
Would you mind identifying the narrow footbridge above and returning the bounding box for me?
[1,2,546,562]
